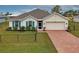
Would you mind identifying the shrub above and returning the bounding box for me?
[26,26,30,31]
[26,26,36,31]
[68,25,71,32]
[13,27,17,31]
[30,26,33,31]
[20,26,25,31]
[6,27,12,31]
[32,27,36,31]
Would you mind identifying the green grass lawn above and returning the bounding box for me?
[0,32,57,53]
[71,31,79,37]
[0,22,57,53]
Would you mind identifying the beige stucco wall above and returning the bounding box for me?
[43,14,68,30]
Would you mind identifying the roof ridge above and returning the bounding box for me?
[10,8,50,20]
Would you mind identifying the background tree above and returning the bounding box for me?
[51,5,61,13]
[63,10,74,17]
[4,12,12,21]
[5,12,12,16]
[63,10,77,31]
[63,10,79,17]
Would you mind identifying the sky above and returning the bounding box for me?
[0,5,79,16]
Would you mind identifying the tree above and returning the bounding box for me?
[63,10,77,31]
[63,10,74,17]
[5,12,12,16]
[0,12,3,14]
[4,12,12,21]
[63,10,79,17]
[51,5,61,13]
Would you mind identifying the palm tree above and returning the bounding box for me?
[5,12,12,16]
[4,12,12,21]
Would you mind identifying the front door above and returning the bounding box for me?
[38,21,43,29]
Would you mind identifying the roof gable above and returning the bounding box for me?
[43,12,68,21]
[21,15,37,21]
[11,9,50,19]
[10,15,37,21]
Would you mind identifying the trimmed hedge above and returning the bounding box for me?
[6,27,12,31]
[7,26,36,31]
[20,26,25,31]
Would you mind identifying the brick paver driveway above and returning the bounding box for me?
[47,30,79,53]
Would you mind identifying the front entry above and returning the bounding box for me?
[38,21,43,29]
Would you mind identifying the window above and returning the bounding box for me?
[26,21,35,27]
[15,21,18,27]
[29,21,32,27]
[14,21,21,28]
[26,21,28,27]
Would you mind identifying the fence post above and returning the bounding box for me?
[0,35,1,42]
[17,34,19,42]
[35,27,37,42]
[73,22,75,31]
[35,32,37,41]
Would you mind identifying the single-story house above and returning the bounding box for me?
[0,16,6,23]
[73,15,79,22]
[9,9,68,30]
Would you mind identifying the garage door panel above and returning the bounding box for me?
[46,22,65,30]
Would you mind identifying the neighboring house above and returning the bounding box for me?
[9,9,68,30]
[73,15,79,22]
[0,16,6,23]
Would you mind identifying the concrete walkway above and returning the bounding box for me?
[47,30,79,53]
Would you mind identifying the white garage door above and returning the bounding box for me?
[46,22,65,30]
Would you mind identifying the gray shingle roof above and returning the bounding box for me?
[10,9,50,21]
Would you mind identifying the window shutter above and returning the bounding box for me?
[33,21,34,27]
[19,21,21,28]
[12,21,14,28]
[26,21,28,27]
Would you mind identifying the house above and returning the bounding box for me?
[9,9,68,31]
[73,15,79,22]
[0,16,6,23]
